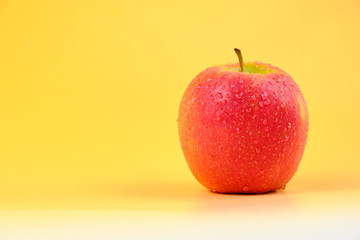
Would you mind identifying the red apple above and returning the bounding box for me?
[178,49,308,193]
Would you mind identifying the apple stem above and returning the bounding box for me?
[234,48,244,72]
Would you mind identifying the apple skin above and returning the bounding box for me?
[178,62,308,193]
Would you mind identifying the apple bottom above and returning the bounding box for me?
[184,149,302,194]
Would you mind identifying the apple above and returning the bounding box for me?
[178,49,308,193]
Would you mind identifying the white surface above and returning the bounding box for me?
[0,208,359,240]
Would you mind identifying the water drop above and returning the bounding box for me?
[245,108,252,113]
[264,99,271,105]
[235,92,243,99]
[223,120,226,125]
[281,102,285,108]
[272,92,279,99]
[287,122,292,128]
[230,83,236,88]
[216,92,223,99]
[226,94,230,98]
[283,146,287,151]
[262,119,267,125]
[197,85,201,89]
[251,95,256,101]
[260,170,265,175]
[243,186,249,191]
[239,79,244,83]
[233,101,239,106]
[256,148,260,153]
[284,136,289,142]
[261,91,267,100]
[265,127,269,131]
[220,99,227,104]
[236,127,241,134]
[251,115,256,120]
[248,131,253,136]
[258,101,264,107]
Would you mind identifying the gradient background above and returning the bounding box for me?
[0,0,360,239]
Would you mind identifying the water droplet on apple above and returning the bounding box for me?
[235,92,243,99]
[258,101,264,107]
[261,91,267,100]
[262,119,267,125]
[281,102,285,108]
[225,94,230,98]
[284,136,289,142]
[245,108,252,113]
[220,99,227,104]
[251,95,256,101]
[265,127,269,131]
[256,148,260,153]
[272,92,279,99]
[251,115,256,120]
[283,146,287,151]
[242,186,249,191]
[264,99,271,105]
[248,131,253,136]
[288,122,292,128]
[216,92,223,99]
[230,83,236,88]
[223,120,226,125]
[239,79,244,84]
[233,101,238,106]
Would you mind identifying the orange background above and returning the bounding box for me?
[0,0,359,214]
